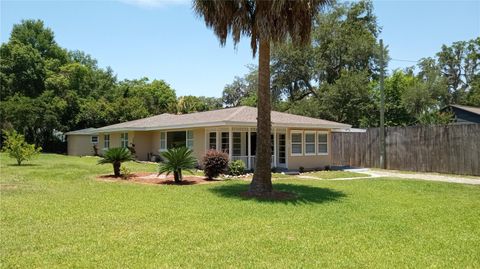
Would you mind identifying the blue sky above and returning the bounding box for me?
[1,0,479,98]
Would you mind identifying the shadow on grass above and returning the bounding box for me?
[209,182,346,204]
[5,163,40,167]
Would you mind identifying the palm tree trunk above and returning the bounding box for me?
[113,162,121,177]
[174,170,181,183]
[249,39,273,194]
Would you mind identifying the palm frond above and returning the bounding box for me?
[98,147,133,165]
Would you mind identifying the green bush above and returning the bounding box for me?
[98,147,134,177]
[120,166,132,180]
[203,150,229,180]
[228,160,246,176]
[2,129,41,165]
[158,147,197,183]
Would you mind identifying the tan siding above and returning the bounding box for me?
[286,128,332,170]
[67,135,95,156]
[132,131,153,161]
[192,128,206,166]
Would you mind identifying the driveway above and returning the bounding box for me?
[298,169,480,185]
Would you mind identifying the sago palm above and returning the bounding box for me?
[194,0,329,195]
[98,147,134,177]
[158,147,197,183]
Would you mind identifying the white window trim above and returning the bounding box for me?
[121,133,129,148]
[304,131,316,156]
[208,132,217,150]
[103,134,110,151]
[159,131,167,152]
[317,131,329,155]
[290,130,303,156]
[186,130,194,149]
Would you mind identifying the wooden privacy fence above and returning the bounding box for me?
[331,124,480,176]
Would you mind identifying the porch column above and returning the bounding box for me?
[204,129,207,152]
[228,127,233,160]
[273,127,277,168]
[247,128,251,170]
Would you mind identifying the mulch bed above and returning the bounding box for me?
[97,172,220,185]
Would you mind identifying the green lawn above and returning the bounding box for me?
[1,154,480,268]
[302,170,370,179]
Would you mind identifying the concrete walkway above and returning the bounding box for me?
[299,169,480,185]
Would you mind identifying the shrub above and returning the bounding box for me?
[120,166,132,180]
[203,150,229,180]
[228,160,246,176]
[158,147,197,183]
[299,166,305,173]
[2,129,41,165]
[98,147,134,177]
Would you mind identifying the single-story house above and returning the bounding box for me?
[65,128,98,156]
[440,104,480,124]
[66,106,350,170]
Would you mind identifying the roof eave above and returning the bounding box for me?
[94,121,351,133]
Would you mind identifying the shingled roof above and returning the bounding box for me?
[450,105,480,116]
[94,106,350,132]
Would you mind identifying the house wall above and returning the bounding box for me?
[70,126,333,170]
[95,128,206,163]
[286,128,332,170]
[132,131,153,161]
[97,132,133,155]
[67,135,95,156]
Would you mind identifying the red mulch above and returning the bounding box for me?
[97,172,219,185]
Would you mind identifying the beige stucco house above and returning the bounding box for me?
[66,106,350,170]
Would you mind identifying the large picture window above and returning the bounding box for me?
[291,131,303,156]
[121,133,129,148]
[167,131,186,149]
[317,132,328,155]
[304,132,316,155]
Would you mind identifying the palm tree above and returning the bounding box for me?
[194,0,328,195]
[98,147,134,177]
[158,147,197,183]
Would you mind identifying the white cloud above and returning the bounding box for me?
[121,0,189,9]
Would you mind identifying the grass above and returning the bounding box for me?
[1,153,480,268]
[302,170,370,179]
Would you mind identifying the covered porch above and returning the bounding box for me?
[204,127,287,170]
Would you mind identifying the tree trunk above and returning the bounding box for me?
[174,170,182,183]
[249,39,273,194]
[113,162,121,177]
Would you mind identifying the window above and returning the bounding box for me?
[186,130,194,149]
[317,132,328,155]
[167,131,186,149]
[104,134,110,149]
[91,136,98,144]
[209,132,217,149]
[291,131,303,156]
[221,132,229,153]
[305,132,316,155]
[160,132,167,152]
[121,133,129,148]
[233,132,241,156]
